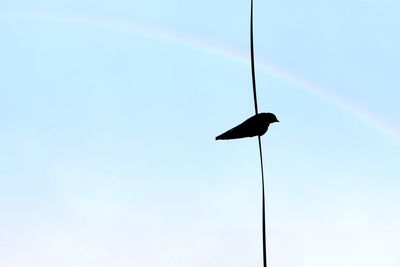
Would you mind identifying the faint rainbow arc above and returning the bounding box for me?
[1,11,400,144]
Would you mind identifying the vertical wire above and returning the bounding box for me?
[250,0,267,267]
[258,136,267,267]
[250,0,258,115]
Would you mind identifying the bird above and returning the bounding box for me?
[215,112,279,140]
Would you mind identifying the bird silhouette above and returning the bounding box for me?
[216,112,279,140]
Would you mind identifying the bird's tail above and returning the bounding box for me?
[215,130,245,140]
[215,135,223,140]
[215,133,229,140]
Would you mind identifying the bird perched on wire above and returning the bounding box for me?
[215,112,279,140]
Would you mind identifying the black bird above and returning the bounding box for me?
[216,112,279,140]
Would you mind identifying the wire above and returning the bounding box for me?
[250,0,258,116]
[258,136,267,267]
[250,1,267,267]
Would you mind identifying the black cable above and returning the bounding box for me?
[258,136,267,267]
[250,1,267,267]
[250,0,258,116]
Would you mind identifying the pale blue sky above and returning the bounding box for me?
[0,1,399,267]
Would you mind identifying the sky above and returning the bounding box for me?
[0,0,399,266]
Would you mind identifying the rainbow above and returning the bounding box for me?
[1,10,399,144]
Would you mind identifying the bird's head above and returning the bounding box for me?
[260,112,279,123]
